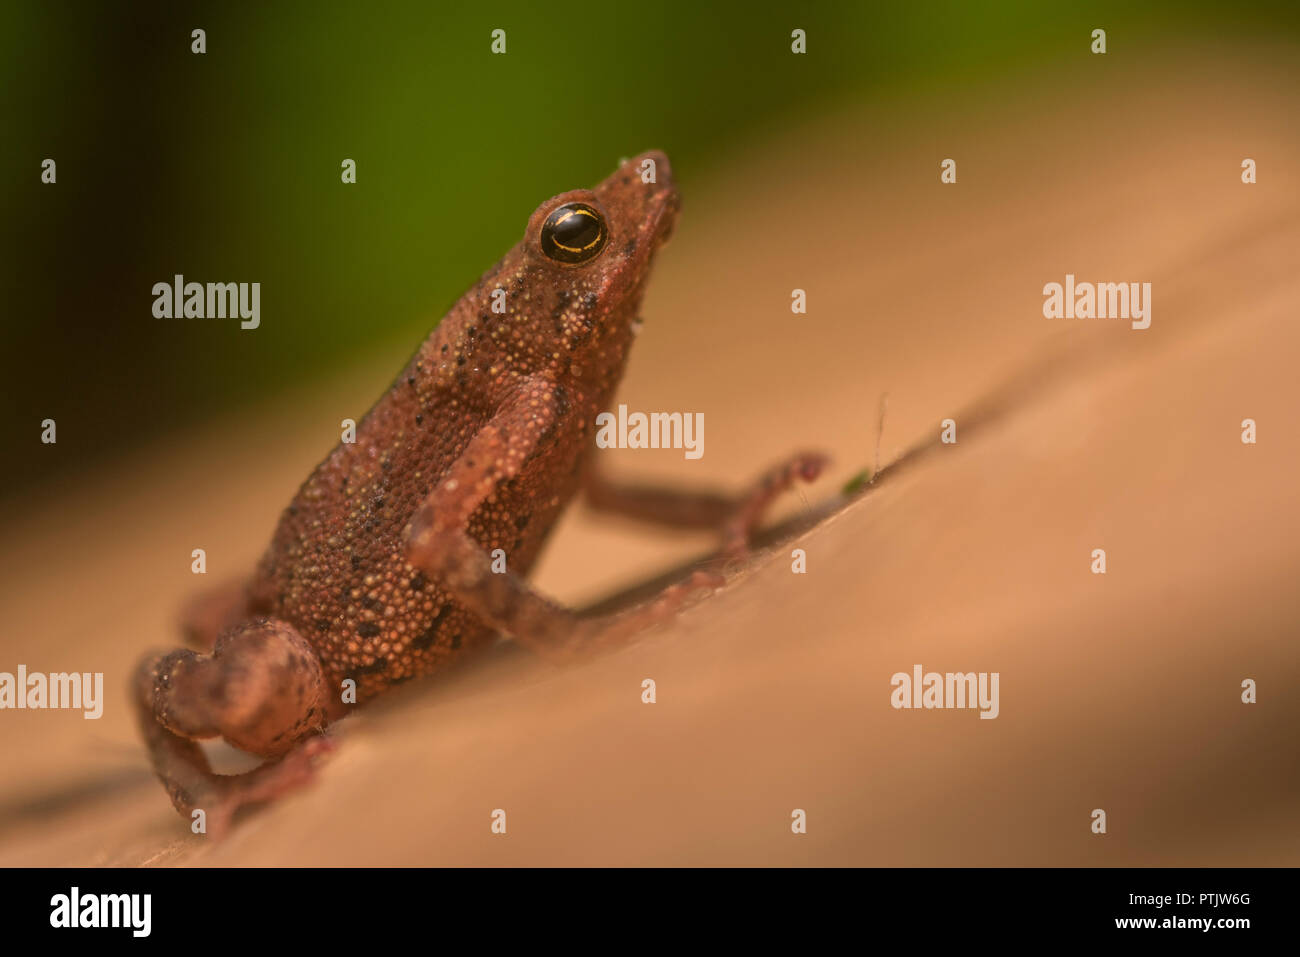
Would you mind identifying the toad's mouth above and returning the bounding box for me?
[649,193,678,248]
[631,184,680,275]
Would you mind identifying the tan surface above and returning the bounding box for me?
[1,48,1297,865]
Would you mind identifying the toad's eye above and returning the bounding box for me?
[540,203,608,264]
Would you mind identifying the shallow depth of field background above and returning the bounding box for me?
[1,2,1298,865]
[2,0,1295,495]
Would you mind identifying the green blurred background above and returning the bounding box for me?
[3,0,1296,498]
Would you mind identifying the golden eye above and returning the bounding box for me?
[540,203,608,264]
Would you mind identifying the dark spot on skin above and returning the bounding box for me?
[412,606,450,650]
[551,290,572,325]
[288,504,299,517]
[553,383,571,419]
[315,618,330,632]
[381,459,392,472]
[456,355,466,366]
[351,554,363,570]
[407,376,415,387]
[358,622,381,638]
[441,344,448,354]
[514,512,531,531]
[409,571,426,591]
[582,292,598,308]
[512,536,523,551]
[373,496,385,510]
[467,324,476,338]
[415,414,423,425]
[361,595,381,611]
[623,237,637,256]
[357,658,387,676]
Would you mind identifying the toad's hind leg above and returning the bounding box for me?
[133,618,334,837]
[583,450,829,558]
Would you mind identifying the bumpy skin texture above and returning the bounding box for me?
[245,154,679,703]
[134,151,827,833]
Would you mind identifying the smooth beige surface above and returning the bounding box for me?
[1,49,1297,865]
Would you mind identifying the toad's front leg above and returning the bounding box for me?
[406,377,720,661]
[133,618,334,836]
